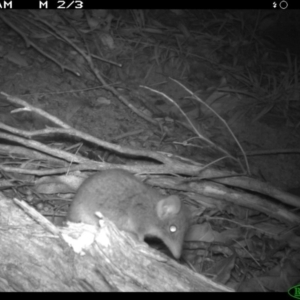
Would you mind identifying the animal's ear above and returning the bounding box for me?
[156,195,181,220]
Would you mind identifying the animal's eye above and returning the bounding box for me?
[170,225,177,233]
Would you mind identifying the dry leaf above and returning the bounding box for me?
[34,175,85,194]
[4,50,29,67]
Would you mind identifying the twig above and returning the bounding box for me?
[29,11,159,127]
[1,92,70,129]
[0,131,87,164]
[141,85,244,172]
[0,13,80,76]
[0,145,68,167]
[243,149,300,156]
[109,129,144,142]
[0,120,177,166]
[13,198,60,235]
[0,93,210,175]
[171,79,250,174]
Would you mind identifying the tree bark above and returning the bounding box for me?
[0,193,233,292]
